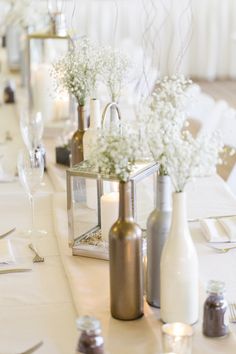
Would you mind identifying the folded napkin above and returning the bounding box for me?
[200,217,236,242]
[0,238,15,263]
[218,216,236,241]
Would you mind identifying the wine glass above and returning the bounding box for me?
[20,110,44,153]
[17,149,44,249]
[20,109,47,234]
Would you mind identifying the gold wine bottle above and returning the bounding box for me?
[109,181,144,320]
[71,105,87,166]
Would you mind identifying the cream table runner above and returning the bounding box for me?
[51,174,236,354]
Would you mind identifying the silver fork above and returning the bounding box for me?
[229,303,236,323]
[28,243,44,263]
[208,245,236,253]
[0,340,43,354]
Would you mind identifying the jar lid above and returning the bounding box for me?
[76,315,101,332]
[207,280,226,294]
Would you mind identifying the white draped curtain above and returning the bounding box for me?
[1,0,236,79]
[59,0,236,80]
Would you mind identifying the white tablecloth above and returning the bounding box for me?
[0,99,77,353]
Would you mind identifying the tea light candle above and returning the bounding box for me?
[32,64,54,122]
[53,96,69,120]
[101,192,119,241]
[161,322,193,354]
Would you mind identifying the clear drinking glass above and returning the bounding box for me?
[161,322,193,354]
[20,110,44,153]
[17,149,44,245]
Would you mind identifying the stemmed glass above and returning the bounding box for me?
[20,110,44,153]
[17,149,44,249]
[19,108,47,235]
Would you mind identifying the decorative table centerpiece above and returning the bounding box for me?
[160,127,223,324]
[145,75,193,308]
[90,129,144,320]
[66,129,158,260]
[52,37,102,165]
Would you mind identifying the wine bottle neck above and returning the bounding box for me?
[90,98,101,129]
[156,175,172,211]
[171,191,188,228]
[119,181,133,220]
[77,105,87,131]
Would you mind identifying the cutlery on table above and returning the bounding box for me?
[28,243,44,263]
[0,227,16,239]
[0,267,31,274]
[229,303,236,323]
[188,214,236,222]
[0,340,43,354]
[208,245,236,253]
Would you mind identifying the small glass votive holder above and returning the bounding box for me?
[161,322,193,354]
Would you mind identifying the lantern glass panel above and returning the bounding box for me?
[67,161,159,260]
[71,175,99,241]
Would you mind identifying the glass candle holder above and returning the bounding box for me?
[161,322,193,354]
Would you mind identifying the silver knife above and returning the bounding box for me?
[0,227,16,239]
[20,341,43,354]
[0,268,31,274]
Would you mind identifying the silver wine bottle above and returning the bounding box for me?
[146,174,172,308]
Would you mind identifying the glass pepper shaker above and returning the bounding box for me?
[75,315,105,354]
[203,280,229,338]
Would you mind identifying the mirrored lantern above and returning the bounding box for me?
[26,32,72,122]
[66,160,159,260]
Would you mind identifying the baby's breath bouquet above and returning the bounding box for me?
[100,46,133,102]
[147,75,193,175]
[90,127,139,182]
[146,75,224,191]
[52,37,102,106]
[162,130,224,192]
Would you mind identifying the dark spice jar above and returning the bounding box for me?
[203,280,229,338]
[75,316,104,354]
[3,80,15,104]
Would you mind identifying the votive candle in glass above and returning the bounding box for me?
[161,322,193,354]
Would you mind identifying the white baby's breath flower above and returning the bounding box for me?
[164,130,224,192]
[144,75,223,190]
[51,37,103,106]
[100,46,133,102]
[90,128,140,182]
[145,75,193,175]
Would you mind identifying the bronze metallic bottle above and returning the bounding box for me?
[71,105,87,166]
[109,181,144,320]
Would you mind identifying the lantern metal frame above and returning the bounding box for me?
[25,32,72,108]
[66,160,159,260]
